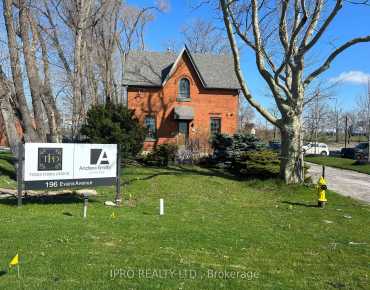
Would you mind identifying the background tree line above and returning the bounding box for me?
[0,0,232,156]
[0,0,169,154]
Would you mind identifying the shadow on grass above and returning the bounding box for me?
[121,165,244,186]
[0,270,6,277]
[327,281,346,289]
[0,193,97,207]
[282,201,318,208]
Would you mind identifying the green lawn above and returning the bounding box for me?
[0,158,369,289]
[305,156,370,175]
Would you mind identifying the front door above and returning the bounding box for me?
[178,121,189,146]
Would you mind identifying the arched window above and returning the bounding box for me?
[179,78,190,99]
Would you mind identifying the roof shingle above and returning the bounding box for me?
[123,48,240,90]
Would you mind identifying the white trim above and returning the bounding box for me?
[161,46,207,88]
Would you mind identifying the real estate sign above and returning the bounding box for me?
[23,143,117,190]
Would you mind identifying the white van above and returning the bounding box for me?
[302,143,329,156]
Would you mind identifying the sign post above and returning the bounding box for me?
[17,143,24,207]
[114,145,122,206]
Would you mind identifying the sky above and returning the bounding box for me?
[130,0,370,115]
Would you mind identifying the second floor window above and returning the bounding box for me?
[179,78,190,99]
[144,116,156,139]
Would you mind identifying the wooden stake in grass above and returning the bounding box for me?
[160,199,164,216]
[83,193,88,218]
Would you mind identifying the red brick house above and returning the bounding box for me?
[124,46,240,151]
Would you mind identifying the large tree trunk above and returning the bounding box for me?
[35,22,62,142]
[3,0,39,142]
[0,68,20,154]
[72,28,83,138]
[19,1,47,141]
[71,0,91,139]
[280,117,304,184]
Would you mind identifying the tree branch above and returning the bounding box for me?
[228,9,276,72]
[278,0,289,52]
[250,0,291,112]
[301,0,342,52]
[221,0,279,126]
[304,35,370,86]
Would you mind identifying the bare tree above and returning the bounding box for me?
[1,0,166,145]
[0,66,20,153]
[182,18,230,54]
[220,0,370,183]
[2,0,64,144]
[18,0,48,141]
[303,93,330,142]
[238,96,256,132]
[356,79,370,161]
[92,0,120,104]
[356,84,370,132]
[3,0,40,142]
[33,20,62,142]
[44,0,107,138]
[68,0,93,138]
[115,3,165,105]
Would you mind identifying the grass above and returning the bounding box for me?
[305,156,370,175]
[0,157,369,289]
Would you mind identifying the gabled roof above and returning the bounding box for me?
[123,46,240,90]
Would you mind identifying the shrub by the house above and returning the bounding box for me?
[211,133,279,178]
[81,103,146,159]
[211,133,267,164]
[231,150,280,178]
[142,144,178,167]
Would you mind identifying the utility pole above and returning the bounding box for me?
[329,97,339,143]
[314,89,319,154]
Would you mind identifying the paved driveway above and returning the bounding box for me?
[307,162,370,203]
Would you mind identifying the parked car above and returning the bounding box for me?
[354,142,369,154]
[329,150,342,157]
[268,141,281,152]
[302,142,330,156]
[354,142,369,161]
[341,147,356,159]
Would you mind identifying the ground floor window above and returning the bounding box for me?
[144,116,156,139]
[210,117,221,135]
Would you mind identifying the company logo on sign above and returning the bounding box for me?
[90,149,110,165]
[38,148,63,171]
